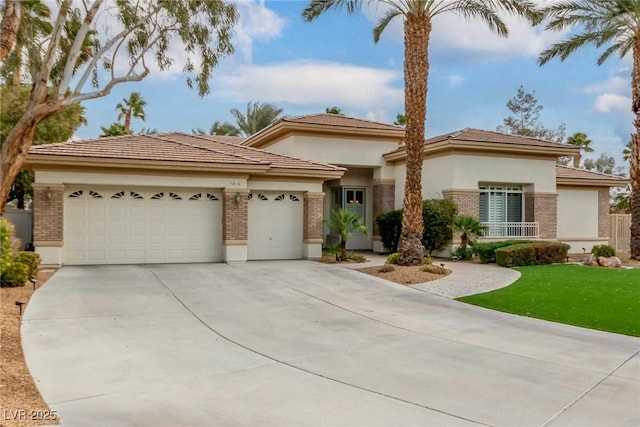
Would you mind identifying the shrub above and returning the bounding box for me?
[347,252,367,263]
[496,244,536,267]
[386,253,400,264]
[473,240,533,264]
[496,242,570,267]
[452,246,474,260]
[592,244,616,258]
[15,251,42,278]
[375,209,403,253]
[422,255,432,265]
[378,264,395,273]
[422,199,457,254]
[375,199,457,255]
[1,262,29,287]
[1,218,15,268]
[422,264,448,275]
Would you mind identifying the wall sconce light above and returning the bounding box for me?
[233,193,242,204]
[45,187,54,201]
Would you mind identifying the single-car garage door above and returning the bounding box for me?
[64,187,222,264]
[248,192,303,260]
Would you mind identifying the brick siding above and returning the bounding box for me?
[525,192,558,240]
[442,189,480,218]
[222,189,249,242]
[372,180,395,236]
[304,192,324,241]
[598,189,610,238]
[32,183,64,244]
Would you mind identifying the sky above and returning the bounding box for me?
[74,0,634,171]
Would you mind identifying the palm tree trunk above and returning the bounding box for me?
[630,36,640,259]
[124,109,132,132]
[398,12,430,266]
[0,0,20,62]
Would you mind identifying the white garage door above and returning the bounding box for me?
[248,192,303,260]
[64,187,222,265]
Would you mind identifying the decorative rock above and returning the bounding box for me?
[597,256,622,268]
[582,254,599,267]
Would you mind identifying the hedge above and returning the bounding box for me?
[375,199,457,254]
[473,240,533,263]
[496,242,570,267]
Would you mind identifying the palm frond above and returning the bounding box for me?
[373,8,403,43]
[302,0,362,22]
[451,1,508,37]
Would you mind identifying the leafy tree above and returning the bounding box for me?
[584,154,617,175]
[0,0,238,214]
[0,0,52,87]
[230,101,283,136]
[452,215,485,255]
[1,84,85,208]
[116,92,147,133]
[325,209,367,262]
[100,123,128,137]
[325,106,343,114]
[539,0,640,258]
[210,120,241,136]
[613,186,631,214]
[304,0,540,265]
[393,112,406,126]
[497,85,566,143]
[565,132,593,167]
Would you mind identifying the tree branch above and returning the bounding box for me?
[0,0,21,62]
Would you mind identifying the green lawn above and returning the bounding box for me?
[457,264,640,337]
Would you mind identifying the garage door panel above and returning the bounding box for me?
[248,192,303,260]
[64,187,222,265]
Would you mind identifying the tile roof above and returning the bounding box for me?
[201,134,246,144]
[27,132,343,173]
[280,113,404,131]
[424,128,572,149]
[555,165,628,183]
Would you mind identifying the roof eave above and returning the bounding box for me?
[556,177,628,187]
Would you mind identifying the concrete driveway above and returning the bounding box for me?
[23,262,640,427]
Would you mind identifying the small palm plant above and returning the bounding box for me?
[325,209,367,262]
[452,215,485,259]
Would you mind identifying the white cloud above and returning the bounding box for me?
[232,0,286,62]
[213,60,403,108]
[584,73,629,94]
[447,74,464,87]
[361,1,567,60]
[593,93,631,113]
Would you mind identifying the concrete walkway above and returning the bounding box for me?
[343,252,521,298]
[22,262,640,427]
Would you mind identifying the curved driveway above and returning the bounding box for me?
[22,261,640,426]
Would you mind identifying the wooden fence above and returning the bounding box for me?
[610,214,631,251]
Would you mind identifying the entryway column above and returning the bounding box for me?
[222,188,249,262]
[303,192,324,258]
[372,180,395,253]
[524,192,558,240]
[32,183,65,266]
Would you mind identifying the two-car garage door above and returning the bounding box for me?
[63,187,304,264]
[64,187,222,264]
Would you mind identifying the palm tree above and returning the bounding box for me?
[209,120,241,136]
[623,140,633,162]
[566,131,593,167]
[304,0,540,265]
[230,101,283,136]
[325,209,367,262]
[539,0,640,259]
[115,92,147,133]
[325,106,343,114]
[452,215,485,258]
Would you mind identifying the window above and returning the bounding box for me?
[479,185,523,223]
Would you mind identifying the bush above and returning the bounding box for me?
[375,209,403,253]
[452,245,474,260]
[375,199,457,255]
[1,262,29,287]
[422,199,457,254]
[592,244,616,258]
[1,218,15,268]
[496,242,570,267]
[496,244,536,267]
[386,253,400,264]
[422,264,448,275]
[473,240,533,263]
[378,264,395,273]
[14,251,41,278]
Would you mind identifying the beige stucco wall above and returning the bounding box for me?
[557,188,599,239]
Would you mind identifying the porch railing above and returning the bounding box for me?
[480,222,539,239]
